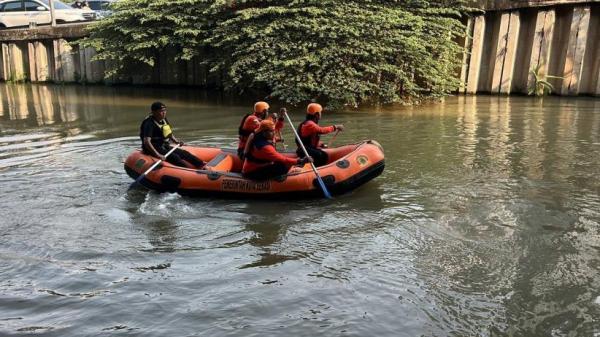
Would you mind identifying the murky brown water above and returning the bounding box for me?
[1,83,599,336]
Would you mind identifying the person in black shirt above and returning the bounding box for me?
[139,102,205,168]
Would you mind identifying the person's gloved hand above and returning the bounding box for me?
[178,141,185,146]
[297,156,313,166]
[278,108,287,121]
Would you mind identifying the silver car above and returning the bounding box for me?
[86,0,115,18]
[0,0,95,29]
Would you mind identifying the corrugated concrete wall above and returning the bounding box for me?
[461,3,600,96]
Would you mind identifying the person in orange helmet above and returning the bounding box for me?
[237,101,285,159]
[295,103,344,167]
[242,120,311,180]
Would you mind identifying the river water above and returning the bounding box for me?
[0,83,599,337]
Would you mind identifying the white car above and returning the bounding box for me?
[0,0,95,29]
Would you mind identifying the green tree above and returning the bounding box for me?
[81,0,467,108]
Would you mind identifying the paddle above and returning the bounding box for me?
[283,111,332,199]
[327,130,340,148]
[128,143,181,190]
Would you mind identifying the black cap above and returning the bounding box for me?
[151,101,166,112]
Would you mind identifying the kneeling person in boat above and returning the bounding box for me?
[238,101,285,159]
[296,103,344,167]
[243,120,311,180]
[140,102,205,169]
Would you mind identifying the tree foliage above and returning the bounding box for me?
[81,0,468,108]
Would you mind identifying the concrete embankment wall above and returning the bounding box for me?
[461,2,600,96]
[0,24,218,87]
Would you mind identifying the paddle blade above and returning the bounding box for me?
[128,175,145,190]
[128,182,138,190]
[315,175,332,199]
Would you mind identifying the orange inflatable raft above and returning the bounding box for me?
[124,140,384,198]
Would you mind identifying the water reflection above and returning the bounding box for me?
[240,219,295,269]
[409,96,600,335]
[143,219,179,253]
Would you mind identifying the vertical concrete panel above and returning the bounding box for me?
[186,59,195,86]
[84,47,102,83]
[579,5,599,94]
[158,50,168,85]
[491,13,511,93]
[539,10,556,75]
[562,6,591,95]
[33,41,50,82]
[528,9,556,90]
[194,55,208,87]
[45,41,55,81]
[528,10,547,82]
[78,46,87,82]
[512,9,537,93]
[479,13,501,92]
[458,18,473,93]
[2,42,15,81]
[500,12,521,94]
[0,43,5,81]
[54,39,76,82]
[8,43,28,81]
[53,39,62,82]
[72,43,82,82]
[28,42,37,82]
[548,8,572,91]
[466,15,485,94]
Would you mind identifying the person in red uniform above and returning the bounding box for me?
[237,101,285,159]
[242,120,311,180]
[296,103,344,167]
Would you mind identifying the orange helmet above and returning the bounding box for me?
[257,119,275,133]
[254,101,270,114]
[307,103,323,115]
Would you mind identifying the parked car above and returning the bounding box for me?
[85,0,115,18]
[0,0,95,29]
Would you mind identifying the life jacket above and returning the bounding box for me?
[238,113,263,152]
[140,116,171,146]
[296,120,320,149]
[245,134,273,164]
[238,113,254,138]
[154,118,173,139]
